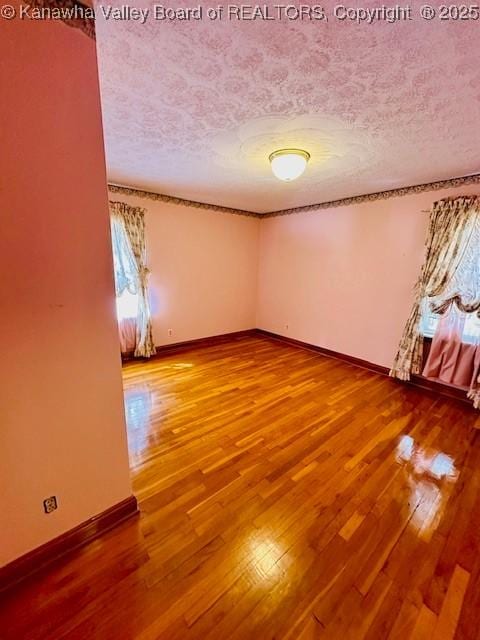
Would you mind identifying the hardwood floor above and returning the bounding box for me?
[2,334,480,639]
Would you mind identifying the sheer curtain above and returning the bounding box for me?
[390,196,480,408]
[110,201,155,358]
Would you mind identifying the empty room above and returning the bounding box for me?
[2,1,480,638]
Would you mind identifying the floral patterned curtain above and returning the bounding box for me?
[109,201,156,358]
[390,196,480,394]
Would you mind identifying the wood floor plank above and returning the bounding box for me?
[409,605,438,640]
[433,564,470,639]
[0,335,479,639]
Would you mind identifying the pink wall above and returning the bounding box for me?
[0,9,132,565]
[257,184,480,368]
[110,193,260,345]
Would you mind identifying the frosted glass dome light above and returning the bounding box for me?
[269,149,310,181]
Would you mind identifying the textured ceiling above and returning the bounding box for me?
[95,1,480,213]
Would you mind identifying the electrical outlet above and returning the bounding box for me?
[43,496,58,514]
[168,329,173,336]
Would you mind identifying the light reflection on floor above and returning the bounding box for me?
[123,387,155,460]
[169,362,194,369]
[395,434,458,539]
[249,534,284,580]
[123,361,195,462]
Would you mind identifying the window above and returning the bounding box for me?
[420,302,440,339]
[116,289,138,321]
[421,304,480,344]
[420,215,480,344]
[110,213,140,322]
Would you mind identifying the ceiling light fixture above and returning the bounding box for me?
[269,148,310,181]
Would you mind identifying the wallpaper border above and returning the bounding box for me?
[107,184,260,218]
[263,173,480,217]
[29,0,95,39]
[109,174,480,219]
